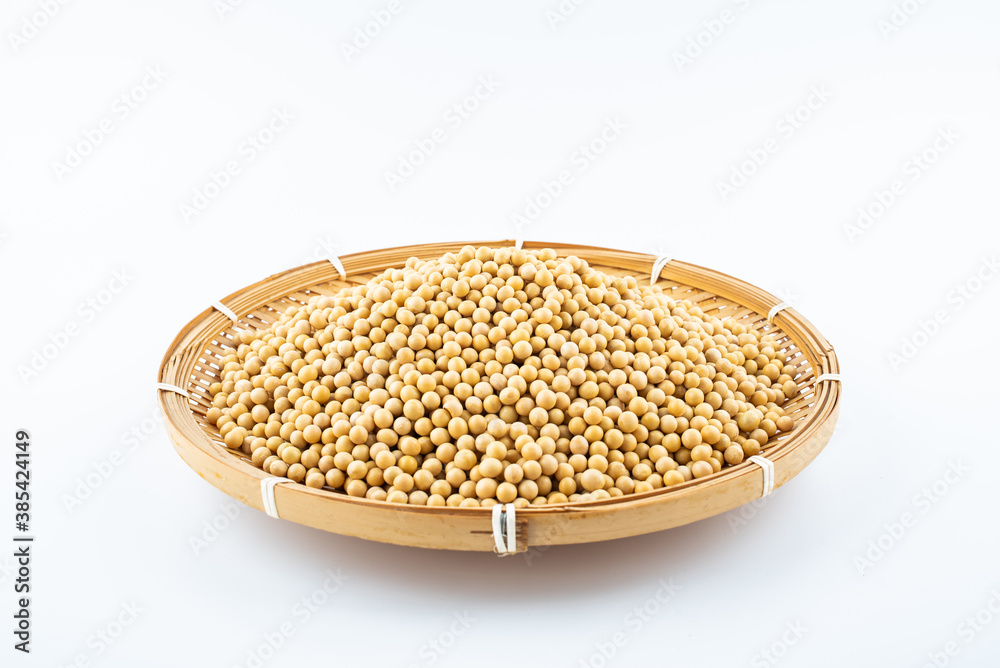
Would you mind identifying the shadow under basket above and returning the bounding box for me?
[157,241,841,553]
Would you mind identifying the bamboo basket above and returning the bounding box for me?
[157,241,841,552]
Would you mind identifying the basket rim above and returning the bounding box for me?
[157,240,840,523]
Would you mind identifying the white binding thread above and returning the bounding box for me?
[155,383,190,398]
[261,478,294,519]
[748,455,774,498]
[514,238,524,250]
[816,373,842,383]
[491,504,506,553]
[327,255,347,281]
[211,301,247,334]
[649,255,672,285]
[211,301,239,323]
[505,503,516,554]
[767,302,790,323]
[492,503,518,555]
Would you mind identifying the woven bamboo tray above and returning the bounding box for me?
[157,241,840,552]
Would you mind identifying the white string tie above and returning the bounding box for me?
[767,302,790,323]
[327,255,347,281]
[211,301,239,323]
[747,455,775,498]
[261,478,295,519]
[491,503,517,555]
[649,255,672,285]
[155,383,190,398]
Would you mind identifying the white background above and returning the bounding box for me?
[2,1,998,666]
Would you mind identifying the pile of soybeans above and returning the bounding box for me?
[206,246,798,508]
